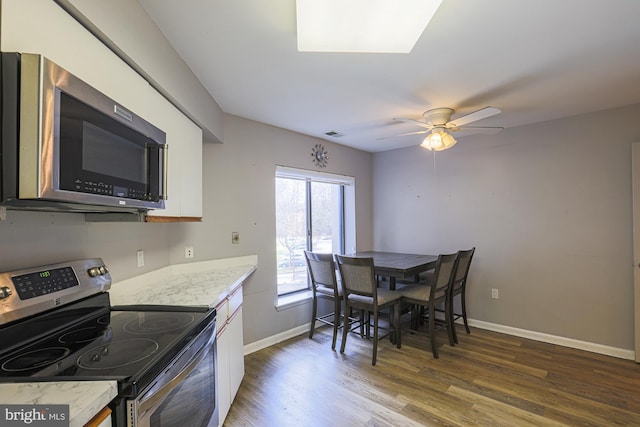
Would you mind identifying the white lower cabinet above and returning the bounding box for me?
[216,287,244,426]
[217,323,231,425]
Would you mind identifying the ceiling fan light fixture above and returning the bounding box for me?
[420,129,457,151]
[296,0,443,53]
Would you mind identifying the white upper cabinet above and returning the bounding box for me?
[147,120,203,219]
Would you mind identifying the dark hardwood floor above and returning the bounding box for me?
[224,324,640,426]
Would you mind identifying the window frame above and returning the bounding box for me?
[275,166,355,301]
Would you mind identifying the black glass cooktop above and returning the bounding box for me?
[0,293,215,397]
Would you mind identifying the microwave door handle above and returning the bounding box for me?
[136,331,214,423]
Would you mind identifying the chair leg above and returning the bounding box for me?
[410,304,419,330]
[394,302,401,349]
[365,311,371,338]
[446,296,455,347]
[332,298,341,350]
[461,292,471,334]
[372,309,379,366]
[309,296,317,339]
[429,304,439,359]
[340,302,350,354]
[451,313,459,344]
[451,294,459,344]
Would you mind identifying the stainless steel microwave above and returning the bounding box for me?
[0,52,167,213]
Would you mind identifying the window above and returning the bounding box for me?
[275,166,355,296]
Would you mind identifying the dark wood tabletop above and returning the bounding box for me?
[348,251,438,289]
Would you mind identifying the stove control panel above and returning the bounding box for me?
[11,266,80,300]
[0,258,111,325]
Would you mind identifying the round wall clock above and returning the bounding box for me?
[311,144,328,168]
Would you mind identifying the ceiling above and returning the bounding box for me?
[137,0,640,153]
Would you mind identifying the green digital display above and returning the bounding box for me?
[39,271,51,278]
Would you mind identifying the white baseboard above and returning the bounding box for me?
[243,323,310,355]
[244,319,636,361]
[467,319,635,360]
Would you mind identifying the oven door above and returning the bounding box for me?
[128,321,218,427]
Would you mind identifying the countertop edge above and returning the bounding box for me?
[0,381,118,427]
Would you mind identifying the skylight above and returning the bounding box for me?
[296,0,443,53]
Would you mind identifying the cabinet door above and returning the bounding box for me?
[147,118,203,219]
[216,325,231,426]
[227,306,245,399]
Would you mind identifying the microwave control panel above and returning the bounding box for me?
[73,179,147,200]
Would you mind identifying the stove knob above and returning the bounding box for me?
[88,267,100,277]
[0,287,12,299]
[98,266,107,275]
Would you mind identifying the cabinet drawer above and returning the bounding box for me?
[228,286,243,317]
[215,298,229,322]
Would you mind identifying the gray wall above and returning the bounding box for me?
[0,212,170,276]
[373,103,640,351]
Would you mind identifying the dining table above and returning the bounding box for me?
[348,251,438,290]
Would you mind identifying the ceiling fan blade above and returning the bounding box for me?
[452,127,504,137]
[393,117,433,129]
[376,129,430,140]
[449,107,501,127]
[456,125,504,131]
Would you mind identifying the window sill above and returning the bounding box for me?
[276,290,312,311]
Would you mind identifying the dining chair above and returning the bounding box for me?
[448,247,475,344]
[334,255,402,366]
[304,251,343,350]
[399,252,458,358]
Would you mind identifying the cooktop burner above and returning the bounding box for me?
[124,312,195,334]
[77,338,159,370]
[2,347,71,372]
[59,326,110,344]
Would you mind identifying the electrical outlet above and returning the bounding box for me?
[185,245,194,259]
[137,250,144,267]
[491,288,499,299]
[232,232,239,244]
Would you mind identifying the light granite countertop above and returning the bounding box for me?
[0,381,117,427]
[108,255,257,308]
[0,256,257,426]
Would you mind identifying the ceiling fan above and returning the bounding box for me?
[383,106,503,151]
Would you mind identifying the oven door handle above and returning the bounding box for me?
[135,328,215,424]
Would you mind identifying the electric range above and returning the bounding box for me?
[0,259,219,427]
